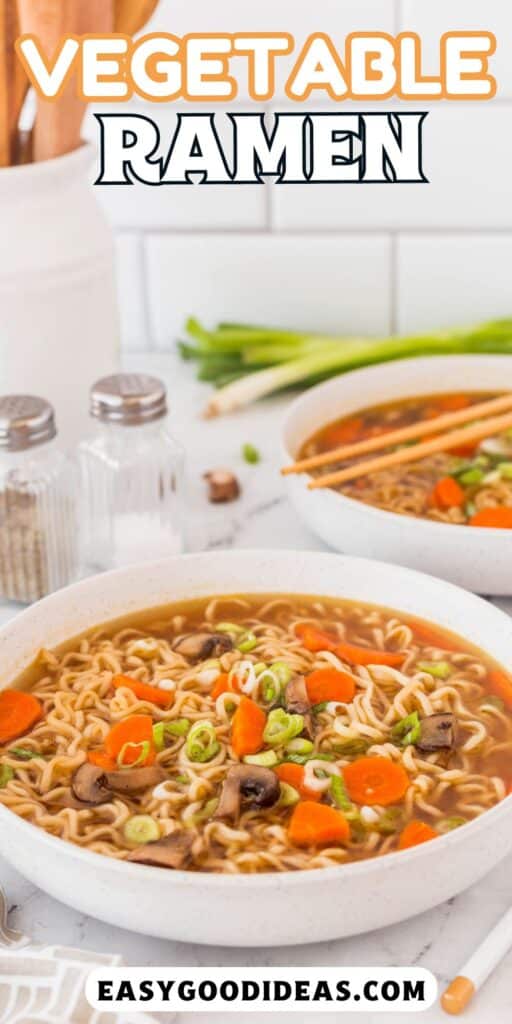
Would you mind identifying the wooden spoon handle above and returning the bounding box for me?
[115,0,160,35]
[18,0,114,162]
[0,0,26,166]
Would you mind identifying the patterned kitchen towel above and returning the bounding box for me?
[0,946,173,1024]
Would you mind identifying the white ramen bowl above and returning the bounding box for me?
[282,356,512,595]
[0,550,511,946]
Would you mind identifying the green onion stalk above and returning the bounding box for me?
[178,317,512,417]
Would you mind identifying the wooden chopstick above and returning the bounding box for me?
[283,393,512,477]
[308,408,512,490]
[441,906,512,1015]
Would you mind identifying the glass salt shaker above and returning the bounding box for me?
[0,396,78,603]
[79,374,185,571]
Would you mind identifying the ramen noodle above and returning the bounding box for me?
[301,392,512,527]
[0,594,511,874]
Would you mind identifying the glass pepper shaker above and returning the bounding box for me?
[79,374,185,571]
[0,396,78,603]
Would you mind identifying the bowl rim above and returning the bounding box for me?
[281,353,512,537]
[1,547,511,890]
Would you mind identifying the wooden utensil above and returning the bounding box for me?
[283,393,512,477]
[0,0,29,166]
[17,0,114,163]
[115,0,160,35]
[308,408,512,490]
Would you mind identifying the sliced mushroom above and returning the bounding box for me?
[285,675,314,740]
[71,764,112,806]
[172,631,233,661]
[105,766,166,795]
[285,675,310,715]
[127,831,194,869]
[215,765,280,822]
[204,469,240,504]
[417,713,458,752]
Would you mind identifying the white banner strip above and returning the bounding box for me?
[86,967,437,1014]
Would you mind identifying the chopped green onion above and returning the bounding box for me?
[464,500,477,518]
[270,662,293,685]
[175,774,189,784]
[216,621,245,636]
[417,661,453,680]
[8,747,43,761]
[312,701,329,714]
[278,782,300,807]
[377,807,403,835]
[285,752,335,765]
[391,711,422,747]
[459,467,485,486]
[263,708,304,747]
[482,695,505,711]
[153,720,191,751]
[243,750,278,767]
[438,816,466,833]
[259,670,281,705]
[190,797,219,826]
[348,817,366,842]
[331,738,370,756]
[242,443,261,464]
[498,462,512,480]
[329,774,352,812]
[285,738,314,756]
[186,720,220,763]
[254,662,268,676]
[123,815,160,845]
[259,662,293,704]
[117,740,151,769]
[0,765,14,788]
[237,631,258,653]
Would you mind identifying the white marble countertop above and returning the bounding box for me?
[1,352,511,1024]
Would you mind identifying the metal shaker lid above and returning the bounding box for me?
[0,396,57,451]
[90,374,168,425]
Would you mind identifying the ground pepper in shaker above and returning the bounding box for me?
[0,396,78,603]
[79,374,185,571]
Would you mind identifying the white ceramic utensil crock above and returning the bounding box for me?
[0,550,511,946]
[282,356,512,595]
[0,144,119,446]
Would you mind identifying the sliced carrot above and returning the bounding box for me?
[88,750,117,771]
[344,756,409,806]
[275,763,322,802]
[105,715,155,766]
[436,394,471,413]
[488,670,512,711]
[210,673,232,700]
[430,476,465,510]
[449,443,478,458]
[0,690,43,744]
[113,675,173,709]
[288,801,350,847]
[295,623,336,653]
[320,417,364,450]
[334,640,405,668]
[305,668,355,705]
[469,507,512,529]
[231,697,266,758]
[410,619,462,653]
[398,819,438,850]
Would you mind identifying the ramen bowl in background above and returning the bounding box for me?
[282,356,512,595]
[0,550,511,946]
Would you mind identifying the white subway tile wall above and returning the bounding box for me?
[92,0,511,351]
